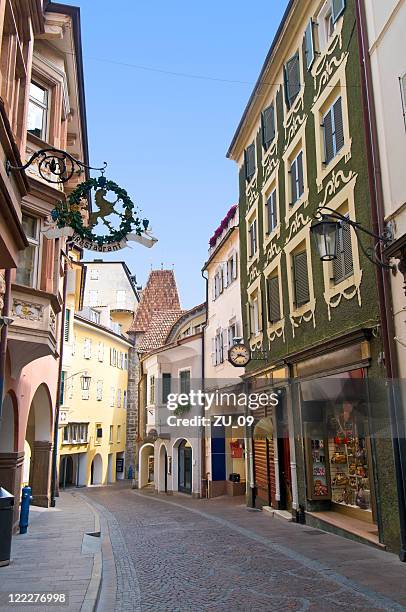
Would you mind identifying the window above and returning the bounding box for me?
[124,353,128,370]
[261,104,275,150]
[228,323,238,349]
[244,143,256,182]
[290,151,304,205]
[323,97,344,165]
[90,268,99,280]
[60,371,66,405]
[83,338,92,359]
[332,0,346,24]
[110,387,115,407]
[267,275,281,324]
[304,20,315,70]
[149,376,155,404]
[284,52,301,109]
[117,425,121,443]
[82,386,89,401]
[16,215,39,287]
[333,216,353,284]
[248,219,257,258]
[109,425,113,443]
[213,268,224,300]
[266,190,278,234]
[247,291,262,338]
[64,309,70,342]
[89,290,99,306]
[215,330,224,365]
[110,348,117,367]
[180,370,191,395]
[96,425,102,443]
[226,252,238,285]
[162,373,171,403]
[63,426,69,443]
[96,380,103,401]
[27,82,48,140]
[98,342,104,362]
[292,250,310,307]
[117,389,122,408]
[123,390,127,410]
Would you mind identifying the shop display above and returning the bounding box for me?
[305,431,331,500]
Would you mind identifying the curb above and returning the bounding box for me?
[74,493,103,612]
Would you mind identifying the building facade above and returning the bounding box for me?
[203,204,247,497]
[0,1,88,521]
[227,0,401,552]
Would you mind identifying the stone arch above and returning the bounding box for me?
[157,442,168,493]
[90,454,103,485]
[172,438,193,494]
[138,443,154,488]
[25,383,53,506]
[0,391,18,452]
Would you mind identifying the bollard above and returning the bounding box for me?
[19,486,32,535]
[128,465,133,480]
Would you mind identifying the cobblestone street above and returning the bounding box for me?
[81,483,406,612]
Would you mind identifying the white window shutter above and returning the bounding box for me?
[232,252,238,279]
[223,263,228,289]
[211,338,216,365]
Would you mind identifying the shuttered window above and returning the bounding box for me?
[267,276,281,323]
[96,380,103,401]
[266,190,278,234]
[284,52,301,109]
[261,104,275,149]
[332,0,346,24]
[64,309,70,342]
[290,151,304,205]
[60,371,66,405]
[333,217,353,284]
[162,373,171,403]
[323,97,344,164]
[180,370,191,395]
[248,219,257,257]
[304,20,315,70]
[245,143,256,181]
[292,250,310,307]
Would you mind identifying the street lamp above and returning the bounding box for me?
[80,372,91,391]
[310,206,395,270]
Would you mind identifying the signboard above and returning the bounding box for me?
[116,458,124,473]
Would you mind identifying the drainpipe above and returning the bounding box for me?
[0,270,11,425]
[201,269,208,497]
[50,252,69,507]
[356,0,406,561]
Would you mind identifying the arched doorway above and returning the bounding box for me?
[178,439,192,494]
[59,455,74,488]
[138,443,154,488]
[0,391,21,517]
[158,443,168,493]
[25,384,52,506]
[90,454,103,485]
[0,393,16,452]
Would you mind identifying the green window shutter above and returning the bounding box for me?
[64,309,70,342]
[333,97,344,153]
[324,108,334,164]
[162,373,171,403]
[290,158,298,204]
[285,53,301,109]
[267,190,277,233]
[297,151,304,197]
[293,250,310,307]
[246,302,252,336]
[343,223,354,278]
[180,370,190,395]
[261,104,275,149]
[304,20,315,70]
[332,0,346,24]
[267,276,281,323]
[245,143,256,180]
[333,218,353,283]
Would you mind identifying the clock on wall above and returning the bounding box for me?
[228,343,251,367]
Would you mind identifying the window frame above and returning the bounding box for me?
[27,80,49,141]
[261,103,276,150]
[244,142,256,183]
[16,213,40,288]
[322,95,344,166]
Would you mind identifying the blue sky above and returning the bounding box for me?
[62,0,287,308]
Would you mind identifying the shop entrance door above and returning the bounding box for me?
[178,440,192,494]
[277,400,292,511]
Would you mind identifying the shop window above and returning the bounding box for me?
[27,81,49,140]
[292,249,310,307]
[266,275,281,323]
[266,189,278,234]
[261,103,276,150]
[16,214,40,287]
[244,143,256,182]
[332,215,353,284]
[323,97,344,166]
[284,52,301,109]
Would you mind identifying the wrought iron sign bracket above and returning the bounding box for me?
[6,147,107,185]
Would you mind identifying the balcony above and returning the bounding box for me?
[7,284,61,376]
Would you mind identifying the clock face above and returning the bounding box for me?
[228,343,251,367]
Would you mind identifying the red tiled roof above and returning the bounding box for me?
[136,310,184,352]
[128,270,181,333]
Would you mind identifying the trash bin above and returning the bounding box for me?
[0,487,14,567]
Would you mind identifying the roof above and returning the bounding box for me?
[129,270,181,333]
[82,260,140,300]
[136,310,185,353]
[226,0,295,159]
[166,302,206,344]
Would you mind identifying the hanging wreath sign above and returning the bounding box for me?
[45,175,157,251]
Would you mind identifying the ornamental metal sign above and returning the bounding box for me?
[44,174,157,250]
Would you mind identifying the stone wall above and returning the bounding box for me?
[125,341,140,477]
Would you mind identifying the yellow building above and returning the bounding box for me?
[58,261,133,487]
